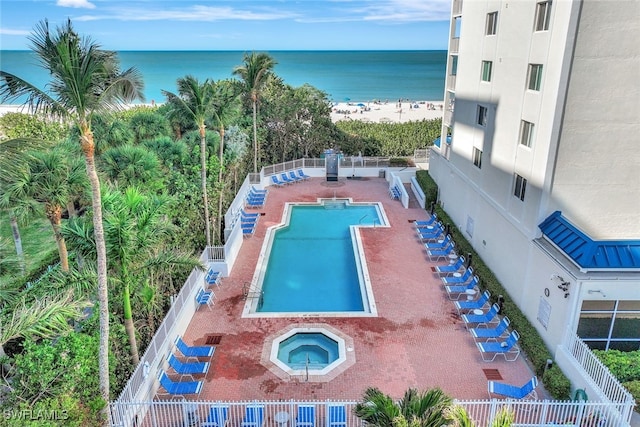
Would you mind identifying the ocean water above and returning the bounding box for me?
[0,50,446,104]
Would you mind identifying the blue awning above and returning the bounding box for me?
[538,211,640,270]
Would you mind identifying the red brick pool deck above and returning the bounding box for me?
[183,177,540,402]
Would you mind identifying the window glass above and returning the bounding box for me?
[528,64,543,91]
[477,105,487,126]
[577,312,613,338]
[481,61,492,82]
[519,121,534,147]
[535,1,552,31]
[473,147,482,168]
[451,56,458,76]
[486,12,498,35]
[581,300,616,311]
[611,313,640,339]
[618,300,640,311]
[514,174,527,201]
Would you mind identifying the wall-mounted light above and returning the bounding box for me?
[588,289,607,298]
[550,274,570,298]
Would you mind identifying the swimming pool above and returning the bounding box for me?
[243,199,388,317]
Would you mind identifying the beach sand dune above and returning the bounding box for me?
[331,100,444,124]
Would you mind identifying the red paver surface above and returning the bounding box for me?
[183,177,537,401]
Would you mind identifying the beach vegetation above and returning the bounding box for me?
[0,112,67,142]
[335,118,441,157]
[233,51,277,173]
[0,17,145,416]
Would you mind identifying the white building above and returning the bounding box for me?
[429,0,640,354]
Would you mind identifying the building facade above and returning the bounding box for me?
[429,0,640,353]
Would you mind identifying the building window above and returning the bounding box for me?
[527,64,543,91]
[472,147,482,169]
[519,120,534,147]
[476,105,488,127]
[514,174,527,201]
[451,56,458,76]
[535,1,552,31]
[578,300,640,351]
[481,61,492,82]
[486,12,498,35]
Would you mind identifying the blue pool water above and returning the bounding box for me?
[257,202,381,313]
[277,333,339,369]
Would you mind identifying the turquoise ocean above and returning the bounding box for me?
[0,50,446,104]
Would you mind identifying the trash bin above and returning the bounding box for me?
[379,170,386,178]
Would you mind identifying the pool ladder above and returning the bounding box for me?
[242,282,264,309]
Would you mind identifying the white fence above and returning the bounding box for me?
[110,398,628,427]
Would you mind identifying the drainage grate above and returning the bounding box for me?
[483,369,503,380]
[205,335,222,345]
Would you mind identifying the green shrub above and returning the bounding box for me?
[592,349,640,383]
[389,157,412,167]
[622,380,640,408]
[543,365,572,399]
[415,170,437,210]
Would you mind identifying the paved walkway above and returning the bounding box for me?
[183,177,538,402]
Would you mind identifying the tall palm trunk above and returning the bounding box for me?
[252,96,258,173]
[199,125,211,247]
[217,127,225,243]
[79,124,111,410]
[122,273,139,364]
[45,203,69,272]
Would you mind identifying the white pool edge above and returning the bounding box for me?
[241,198,388,318]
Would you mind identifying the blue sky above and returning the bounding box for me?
[0,0,451,51]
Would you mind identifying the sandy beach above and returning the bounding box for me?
[331,100,444,123]
[1,100,445,124]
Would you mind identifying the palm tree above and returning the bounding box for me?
[445,405,514,427]
[163,76,215,247]
[64,186,203,364]
[210,80,240,242]
[233,52,277,173]
[7,146,87,272]
[354,387,453,427]
[0,18,144,409]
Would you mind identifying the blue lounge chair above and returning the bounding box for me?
[242,222,256,237]
[157,370,202,396]
[297,169,311,180]
[250,186,268,194]
[289,170,304,183]
[470,316,511,342]
[414,214,437,228]
[326,405,346,427]
[442,266,473,285]
[444,274,479,300]
[296,405,316,427]
[427,241,456,261]
[425,234,452,250]
[389,185,401,199]
[196,288,215,310]
[476,330,521,362]
[241,405,265,427]
[280,173,296,184]
[202,406,229,427]
[461,302,500,328]
[271,175,286,187]
[431,256,465,275]
[454,289,491,314]
[488,376,538,400]
[241,209,260,218]
[175,336,215,359]
[418,223,445,241]
[167,352,209,376]
[245,199,264,209]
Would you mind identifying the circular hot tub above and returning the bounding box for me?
[267,326,350,378]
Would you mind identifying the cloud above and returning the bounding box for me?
[0,28,31,36]
[75,5,298,22]
[302,0,451,23]
[57,0,96,9]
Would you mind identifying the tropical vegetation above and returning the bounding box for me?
[0,18,440,425]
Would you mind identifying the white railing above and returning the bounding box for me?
[563,332,635,421]
[109,399,629,427]
[410,176,426,209]
[456,399,626,427]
